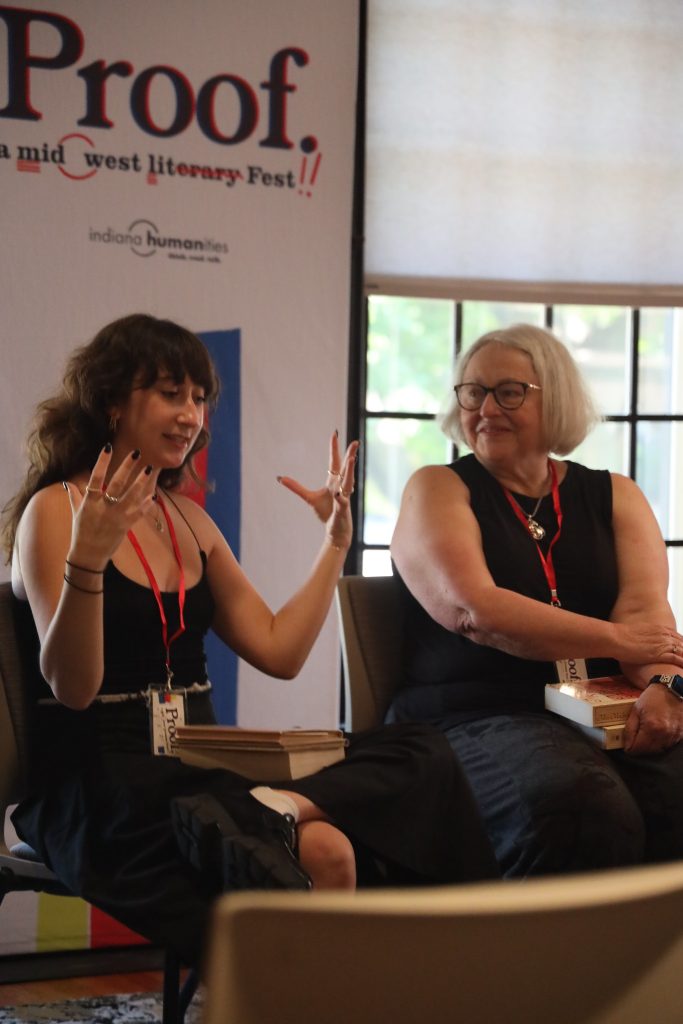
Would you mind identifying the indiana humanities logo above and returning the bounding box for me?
[88,219,229,261]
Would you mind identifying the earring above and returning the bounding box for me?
[109,415,119,434]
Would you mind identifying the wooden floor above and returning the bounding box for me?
[0,969,165,1007]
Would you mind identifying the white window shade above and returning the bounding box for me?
[366,0,683,289]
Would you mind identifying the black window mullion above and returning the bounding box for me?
[628,309,639,480]
[452,300,463,462]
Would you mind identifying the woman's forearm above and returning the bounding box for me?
[250,538,348,679]
[454,586,617,660]
[39,562,105,709]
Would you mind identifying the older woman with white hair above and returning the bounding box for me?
[390,324,683,876]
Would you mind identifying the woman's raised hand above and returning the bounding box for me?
[63,446,159,569]
[277,433,360,552]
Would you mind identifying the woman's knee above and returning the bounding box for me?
[296,821,356,890]
[505,771,646,876]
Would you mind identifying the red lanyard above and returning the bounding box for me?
[503,461,563,607]
[127,494,186,687]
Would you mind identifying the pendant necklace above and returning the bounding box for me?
[502,460,564,607]
[504,466,550,541]
[150,493,165,533]
[523,493,546,541]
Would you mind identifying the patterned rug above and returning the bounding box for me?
[0,991,204,1023]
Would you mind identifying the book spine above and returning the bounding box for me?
[593,705,633,726]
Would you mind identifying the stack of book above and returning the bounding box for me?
[544,675,641,749]
[173,725,347,780]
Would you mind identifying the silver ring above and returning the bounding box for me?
[103,491,119,505]
[84,486,101,497]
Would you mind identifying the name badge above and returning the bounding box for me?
[555,658,588,683]
[150,688,186,756]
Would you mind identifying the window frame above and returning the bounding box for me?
[348,277,683,577]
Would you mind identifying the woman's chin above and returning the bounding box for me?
[472,435,516,459]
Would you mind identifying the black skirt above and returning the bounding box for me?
[13,699,496,966]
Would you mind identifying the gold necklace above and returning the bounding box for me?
[523,493,546,541]
[517,466,552,540]
[150,494,164,533]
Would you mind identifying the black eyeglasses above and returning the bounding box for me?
[454,381,542,411]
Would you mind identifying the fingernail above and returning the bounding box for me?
[132,449,141,460]
[276,476,283,483]
[62,481,68,492]
[335,429,339,438]
[103,442,112,453]
[145,465,153,475]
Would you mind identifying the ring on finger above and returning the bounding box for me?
[103,491,119,505]
[85,486,101,497]
[327,469,341,478]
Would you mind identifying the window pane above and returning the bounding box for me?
[668,547,683,628]
[636,421,683,540]
[460,301,545,351]
[570,420,628,474]
[367,296,454,413]
[364,417,451,545]
[638,308,683,414]
[552,306,631,416]
[361,549,393,577]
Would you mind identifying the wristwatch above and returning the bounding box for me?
[648,674,683,701]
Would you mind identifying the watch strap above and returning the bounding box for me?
[648,673,683,701]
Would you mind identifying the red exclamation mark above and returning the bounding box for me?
[298,136,322,197]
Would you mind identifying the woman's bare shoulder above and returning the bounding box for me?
[403,464,469,501]
[162,489,222,544]
[21,481,70,523]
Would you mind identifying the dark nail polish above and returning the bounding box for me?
[131,449,141,460]
[145,465,153,475]
[103,442,112,454]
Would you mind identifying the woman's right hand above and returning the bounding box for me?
[63,446,159,569]
[623,683,683,755]
[611,621,683,671]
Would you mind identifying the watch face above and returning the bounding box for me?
[670,674,683,699]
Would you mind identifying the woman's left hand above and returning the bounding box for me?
[623,684,683,755]
[277,433,359,551]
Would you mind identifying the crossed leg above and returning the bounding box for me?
[279,790,357,890]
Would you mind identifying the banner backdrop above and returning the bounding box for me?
[0,1,358,954]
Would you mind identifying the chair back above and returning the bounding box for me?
[202,861,683,1024]
[335,574,404,731]
[0,581,31,844]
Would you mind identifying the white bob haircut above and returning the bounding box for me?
[439,324,602,457]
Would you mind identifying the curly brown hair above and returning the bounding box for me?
[1,313,221,559]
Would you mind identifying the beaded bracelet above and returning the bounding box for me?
[63,573,104,595]
[65,558,105,575]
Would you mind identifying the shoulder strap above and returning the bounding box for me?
[158,489,203,554]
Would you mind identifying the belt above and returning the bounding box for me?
[38,680,213,706]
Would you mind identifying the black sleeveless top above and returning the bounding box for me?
[14,541,216,776]
[15,555,215,704]
[389,456,620,724]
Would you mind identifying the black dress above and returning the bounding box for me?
[12,554,497,966]
[388,456,683,876]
